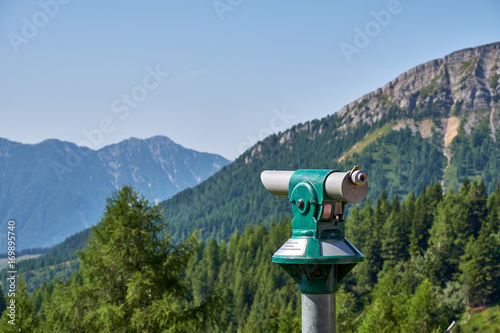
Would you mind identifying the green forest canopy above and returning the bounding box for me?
[0,181,499,332]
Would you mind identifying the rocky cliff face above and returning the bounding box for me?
[337,43,499,150]
[337,42,499,125]
[264,42,500,167]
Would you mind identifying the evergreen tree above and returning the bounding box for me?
[460,213,500,307]
[356,194,385,288]
[40,274,87,332]
[399,192,416,261]
[43,186,223,332]
[409,187,428,256]
[0,276,40,332]
[336,284,357,333]
[345,198,373,251]
[381,205,407,268]
[486,181,500,233]
[358,269,406,333]
[277,302,300,333]
[467,180,488,237]
[409,184,440,256]
[402,279,445,333]
[426,189,471,285]
[438,280,465,321]
[461,178,471,195]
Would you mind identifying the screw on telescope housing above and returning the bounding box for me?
[297,199,305,210]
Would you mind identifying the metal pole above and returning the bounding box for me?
[302,293,336,333]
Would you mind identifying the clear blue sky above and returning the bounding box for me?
[1,0,499,160]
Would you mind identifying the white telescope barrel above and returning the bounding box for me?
[260,170,368,203]
[260,170,294,197]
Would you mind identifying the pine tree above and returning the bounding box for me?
[461,178,471,195]
[277,301,300,333]
[409,184,440,257]
[0,276,40,332]
[409,187,427,256]
[336,284,357,333]
[40,274,87,332]
[400,192,416,260]
[43,186,223,332]
[426,188,471,285]
[358,269,406,333]
[486,181,500,233]
[460,213,500,307]
[467,180,488,237]
[345,198,373,251]
[381,202,407,268]
[356,194,385,288]
[402,279,445,333]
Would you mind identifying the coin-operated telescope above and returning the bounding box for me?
[261,167,367,333]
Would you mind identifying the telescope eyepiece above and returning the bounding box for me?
[350,170,367,186]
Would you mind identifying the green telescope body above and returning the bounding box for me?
[260,167,367,294]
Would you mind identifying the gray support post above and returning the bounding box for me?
[301,293,336,333]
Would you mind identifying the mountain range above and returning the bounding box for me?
[0,136,230,250]
[3,42,500,251]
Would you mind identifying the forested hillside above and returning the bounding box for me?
[0,229,89,292]
[0,182,498,332]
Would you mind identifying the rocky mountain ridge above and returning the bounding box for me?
[160,42,500,243]
[338,42,499,123]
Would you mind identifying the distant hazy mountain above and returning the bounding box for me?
[0,136,230,250]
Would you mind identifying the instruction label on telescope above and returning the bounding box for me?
[274,238,308,256]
